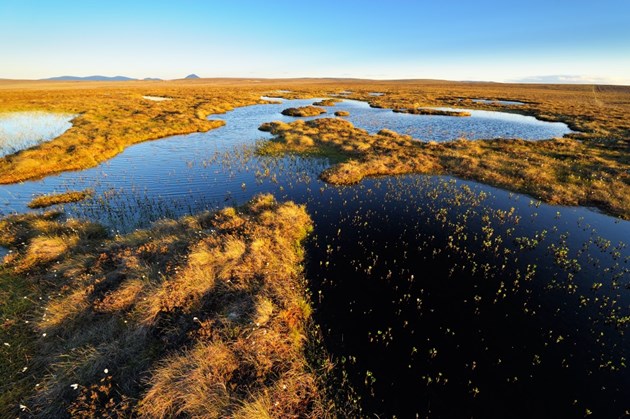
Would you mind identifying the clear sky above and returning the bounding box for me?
[1,0,629,84]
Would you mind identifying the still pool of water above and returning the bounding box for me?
[0,112,75,157]
[0,98,627,417]
[269,98,571,141]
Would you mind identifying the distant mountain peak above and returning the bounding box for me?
[44,75,137,81]
[184,74,200,79]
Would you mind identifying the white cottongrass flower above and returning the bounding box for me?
[70,383,79,390]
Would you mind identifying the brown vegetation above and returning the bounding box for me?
[27,189,93,209]
[393,108,471,117]
[259,118,630,219]
[334,110,350,117]
[0,195,335,417]
[281,106,327,117]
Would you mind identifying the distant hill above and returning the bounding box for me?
[143,77,162,81]
[44,75,137,81]
[184,74,200,79]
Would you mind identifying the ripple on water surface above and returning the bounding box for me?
[0,112,75,157]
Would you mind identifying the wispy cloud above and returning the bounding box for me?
[510,75,628,85]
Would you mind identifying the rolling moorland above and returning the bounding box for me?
[0,78,629,417]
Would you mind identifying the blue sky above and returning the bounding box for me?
[1,0,629,83]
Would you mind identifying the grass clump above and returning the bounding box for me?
[27,189,93,209]
[281,106,327,117]
[334,110,350,117]
[0,195,337,417]
[259,118,630,219]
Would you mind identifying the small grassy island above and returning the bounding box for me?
[313,99,341,106]
[281,106,327,117]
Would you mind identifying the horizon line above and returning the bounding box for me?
[1,75,629,87]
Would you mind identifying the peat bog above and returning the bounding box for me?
[0,81,628,417]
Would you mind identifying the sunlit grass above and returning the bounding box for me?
[0,195,338,417]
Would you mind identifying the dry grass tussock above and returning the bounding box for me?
[259,118,630,219]
[0,194,337,417]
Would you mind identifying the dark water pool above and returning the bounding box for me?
[304,176,629,417]
[0,98,626,417]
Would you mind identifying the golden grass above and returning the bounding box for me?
[259,118,630,219]
[27,189,93,208]
[0,195,335,417]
